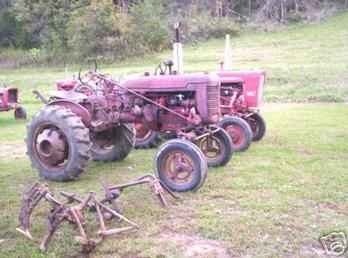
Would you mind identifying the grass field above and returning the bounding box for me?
[0,12,348,258]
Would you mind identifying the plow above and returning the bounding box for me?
[17,175,178,253]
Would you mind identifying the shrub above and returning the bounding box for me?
[180,14,240,43]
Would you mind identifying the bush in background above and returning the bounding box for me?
[1,0,240,67]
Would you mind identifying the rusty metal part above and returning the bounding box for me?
[92,72,195,124]
[16,183,50,240]
[35,127,68,167]
[17,175,176,254]
[161,151,195,186]
[102,174,179,210]
[16,183,139,254]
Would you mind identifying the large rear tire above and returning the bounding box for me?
[246,113,266,141]
[26,105,90,181]
[219,116,252,152]
[91,124,135,161]
[155,139,207,192]
[197,127,233,167]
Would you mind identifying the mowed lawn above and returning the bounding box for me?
[0,11,348,258]
[0,103,347,258]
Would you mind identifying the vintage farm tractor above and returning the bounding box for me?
[27,69,233,192]
[133,60,255,152]
[133,67,267,151]
[133,26,261,152]
[217,69,266,142]
[0,86,27,119]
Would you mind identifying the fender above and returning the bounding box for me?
[48,100,92,127]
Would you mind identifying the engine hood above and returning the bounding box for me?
[121,73,220,92]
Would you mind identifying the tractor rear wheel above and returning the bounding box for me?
[134,123,160,149]
[246,113,266,141]
[91,124,135,161]
[14,106,27,120]
[26,105,90,181]
[155,139,207,192]
[219,116,253,152]
[197,127,233,167]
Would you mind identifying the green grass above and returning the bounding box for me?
[0,103,347,257]
[0,12,348,258]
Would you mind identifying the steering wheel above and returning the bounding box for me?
[154,62,166,75]
[76,71,99,95]
[154,60,174,76]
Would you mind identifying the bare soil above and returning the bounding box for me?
[156,231,232,258]
[0,142,26,160]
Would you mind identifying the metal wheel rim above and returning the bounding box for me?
[33,123,69,171]
[199,135,223,161]
[161,150,195,185]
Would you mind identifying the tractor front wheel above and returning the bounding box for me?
[91,124,135,161]
[245,113,266,141]
[155,139,207,192]
[197,127,233,167]
[219,116,253,152]
[26,105,90,181]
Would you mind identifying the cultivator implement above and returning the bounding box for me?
[17,175,178,253]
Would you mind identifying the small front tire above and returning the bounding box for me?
[155,139,208,192]
[246,113,266,141]
[197,127,233,167]
[219,116,253,152]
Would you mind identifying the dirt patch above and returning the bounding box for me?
[156,232,232,258]
[295,242,329,258]
[0,142,26,160]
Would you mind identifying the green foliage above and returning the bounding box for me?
[1,0,241,65]
[0,1,28,48]
[182,14,240,42]
[68,0,137,60]
[130,0,170,52]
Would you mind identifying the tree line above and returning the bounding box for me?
[0,0,346,65]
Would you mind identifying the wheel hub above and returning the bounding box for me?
[199,136,221,159]
[164,151,193,183]
[36,128,67,166]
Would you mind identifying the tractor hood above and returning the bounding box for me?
[121,73,220,92]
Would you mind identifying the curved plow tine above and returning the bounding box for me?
[16,183,49,240]
[17,175,174,254]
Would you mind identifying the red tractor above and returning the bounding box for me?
[27,70,233,192]
[133,61,256,152]
[0,86,27,119]
[217,69,266,142]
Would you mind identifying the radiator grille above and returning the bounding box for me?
[207,84,220,118]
